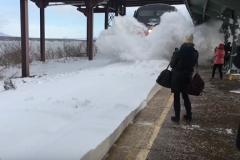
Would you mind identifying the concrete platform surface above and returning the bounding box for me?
[103,66,240,160]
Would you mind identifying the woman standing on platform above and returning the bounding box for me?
[211,44,225,80]
[170,34,199,123]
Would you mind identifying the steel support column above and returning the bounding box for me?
[123,5,126,16]
[230,12,239,73]
[105,3,109,29]
[87,6,94,60]
[222,23,230,44]
[40,7,45,62]
[115,4,119,16]
[20,0,30,77]
[85,0,98,60]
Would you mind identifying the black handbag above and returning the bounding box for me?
[156,64,172,88]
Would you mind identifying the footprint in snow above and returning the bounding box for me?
[25,97,34,101]
[84,99,91,104]
[115,104,129,108]
[72,97,78,101]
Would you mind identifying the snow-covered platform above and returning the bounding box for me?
[0,58,166,160]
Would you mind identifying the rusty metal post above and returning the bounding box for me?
[87,5,94,60]
[105,3,109,29]
[40,7,45,62]
[20,0,30,77]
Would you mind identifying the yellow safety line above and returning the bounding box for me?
[135,94,174,160]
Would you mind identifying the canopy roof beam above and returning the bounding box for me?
[202,0,209,21]
[211,0,240,13]
[190,5,233,26]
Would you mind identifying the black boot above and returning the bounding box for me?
[183,114,192,121]
[171,116,180,123]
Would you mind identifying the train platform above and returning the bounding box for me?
[103,66,240,160]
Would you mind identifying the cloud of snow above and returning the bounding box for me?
[96,10,224,63]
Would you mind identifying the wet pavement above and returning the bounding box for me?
[103,66,240,160]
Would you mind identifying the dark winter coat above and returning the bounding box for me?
[224,43,232,54]
[170,44,199,93]
[224,43,232,61]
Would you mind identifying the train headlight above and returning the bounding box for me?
[148,29,152,33]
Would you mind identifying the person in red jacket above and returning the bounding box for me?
[211,44,225,80]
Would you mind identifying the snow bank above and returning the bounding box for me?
[0,59,166,160]
[96,11,224,63]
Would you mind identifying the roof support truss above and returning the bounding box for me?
[202,0,208,21]
[190,5,233,26]
[211,0,240,13]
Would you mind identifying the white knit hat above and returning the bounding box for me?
[184,34,194,43]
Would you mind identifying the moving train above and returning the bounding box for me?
[133,4,177,35]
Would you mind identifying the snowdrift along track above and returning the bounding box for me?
[80,83,162,160]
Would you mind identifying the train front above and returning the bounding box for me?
[133,4,177,36]
[145,19,159,36]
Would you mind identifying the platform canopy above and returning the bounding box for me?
[184,0,240,26]
[30,0,184,7]
[185,0,240,71]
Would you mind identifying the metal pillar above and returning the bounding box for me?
[20,0,30,77]
[115,4,119,16]
[119,5,126,16]
[87,6,94,60]
[123,5,126,16]
[40,7,45,62]
[222,23,230,44]
[230,12,239,73]
[84,0,98,60]
[105,3,109,29]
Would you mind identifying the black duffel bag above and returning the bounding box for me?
[156,64,172,88]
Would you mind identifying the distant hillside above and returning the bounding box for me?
[0,36,90,42]
[0,33,97,42]
[0,32,11,37]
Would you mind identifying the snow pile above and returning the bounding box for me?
[230,87,240,94]
[181,125,234,135]
[96,11,224,63]
[0,59,167,160]
[95,16,149,61]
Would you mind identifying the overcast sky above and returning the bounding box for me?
[0,1,191,38]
